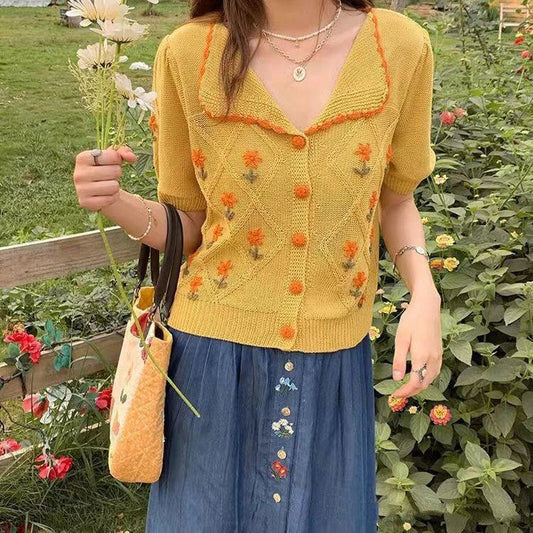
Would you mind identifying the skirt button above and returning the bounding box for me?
[281,406,291,416]
[273,492,282,503]
[284,360,294,372]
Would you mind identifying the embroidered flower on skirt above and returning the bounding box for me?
[275,376,298,393]
[272,418,295,438]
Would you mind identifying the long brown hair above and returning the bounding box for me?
[189,0,374,114]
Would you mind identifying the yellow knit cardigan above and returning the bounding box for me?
[149,6,436,353]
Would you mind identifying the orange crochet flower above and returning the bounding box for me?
[212,224,223,241]
[369,190,379,209]
[189,276,202,292]
[217,259,233,277]
[352,271,367,288]
[191,148,206,169]
[354,143,372,162]
[247,228,265,246]
[343,240,358,258]
[294,184,310,198]
[243,150,263,168]
[149,114,158,138]
[221,192,237,208]
[388,395,408,412]
[430,404,452,425]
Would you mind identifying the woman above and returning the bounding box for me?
[72,0,443,530]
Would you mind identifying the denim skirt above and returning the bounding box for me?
[145,325,378,533]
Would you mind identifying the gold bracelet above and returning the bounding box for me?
[126,194,153,241]
[392,245,429,275]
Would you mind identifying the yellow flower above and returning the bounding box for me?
[403,523,412,531]
[421,216,429,225]
[408,406,418,414]
[378,302,397,315]
[443,257,460,271]
[369,326,381,341]
[436,234,455,248]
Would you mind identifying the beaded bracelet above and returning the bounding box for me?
[126,194,153,241]
[392,245,429,276]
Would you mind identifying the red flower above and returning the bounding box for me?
[429,404,452,425]
[22,393,49,419]
[130,310,150,338]
[34,453,73,480]
[19,333,42,364]
[3,330,26,344]
[95,387,113,411]
[0,438,22,456]
[514,35,524,45]
[271,459,289,478]
[521,50,531,60]
[439,110,456,126]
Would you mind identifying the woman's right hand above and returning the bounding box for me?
[73,146,137,212]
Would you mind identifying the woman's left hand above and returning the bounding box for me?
[391,289,443,399]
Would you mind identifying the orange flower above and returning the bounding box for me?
[217,259,233,277]
[186,250,199,266]
[388,395,408,412]
[212,224,223,241]
[343,240,358,258]
[369,227,375,240]
[221,192,237,208]
[430,258,445,270]
[369,190,379,209]
[243,150,263,168]
[291,232,307,247]
[354,143,372,162]
[289,280,303,294]
[189,276,203,293]
[294,184,310,198]
[352,271,367,288]
[430,404,452,425]
[280,325,294,339]
[191,148,206,168]
[386,143,392,163]
[247,228,265,246]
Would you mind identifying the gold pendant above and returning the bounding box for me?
[293,65,306,82]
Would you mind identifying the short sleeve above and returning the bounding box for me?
[383,32,437,195]
[151,35,207,211]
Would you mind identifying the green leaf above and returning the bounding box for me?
[440,273,474,290]
[522,391,533,418]
[465,441,491,469]
[481,480,518,522]
[482,359,525,383]
[7,342,20,358]
[457,466,484,481]
[409,484,443,513]
[455,366,485,387]
[437,478,460,500]
[416,385,447,401]
[503,304,527,325]
[392,461,409,480]
[492,458,522,473]
[432,424,453,445]
[444,513,469,533]
[45,319,55,335]
[449,340,472,365]
[493,404,516,438]
[374,379,400,395]
[410,411,430,443]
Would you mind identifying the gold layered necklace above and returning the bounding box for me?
[260,0,342,82]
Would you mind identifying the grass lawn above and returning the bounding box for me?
[0,0,190,247]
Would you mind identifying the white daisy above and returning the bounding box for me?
[65,0,133,27]
[129,61,151,71]
[114,73,156,111]
[91,19,147,44]
[77,41,127,70]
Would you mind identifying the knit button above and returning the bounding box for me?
[294,184,310,198]
[273,493,282,503]
[292,135,306,149]
[280,325,294,339]
[277,449,287,460]
[284,361,294,371]
[289,280,303,295]
[281,406,291,416]
[291,232,307,247]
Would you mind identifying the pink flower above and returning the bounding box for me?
[521,50,531,60]
[95,387,113,411]
[34,453,73,480]
[0,438,22,456]
[429,404,452,425]
[22,393,49,419]
[439,110,456,126]
[453,107,467,118]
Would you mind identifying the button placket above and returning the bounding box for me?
[277,135,311,349]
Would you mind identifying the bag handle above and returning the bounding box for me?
[134,202,184,325]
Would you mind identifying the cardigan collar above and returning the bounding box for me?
[198,7,391,136]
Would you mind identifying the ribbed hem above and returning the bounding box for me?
[166,291,374,354]
[157,190,207,212]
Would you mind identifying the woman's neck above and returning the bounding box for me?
[262,0,339,36]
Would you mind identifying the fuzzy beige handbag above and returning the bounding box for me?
[108,202,183,483]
